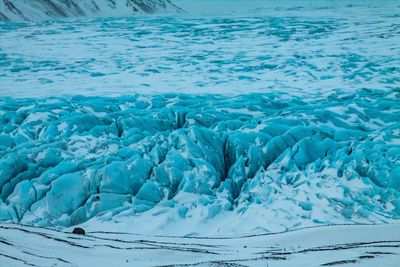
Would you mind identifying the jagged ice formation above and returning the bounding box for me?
[0,89,399,232]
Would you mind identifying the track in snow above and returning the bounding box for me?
[0,223,400,266]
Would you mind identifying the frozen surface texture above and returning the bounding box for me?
[0,90,399,234]
[0,0,179,21]
[0,1,399,97]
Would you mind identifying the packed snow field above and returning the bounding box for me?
[0,0,400,266]
[1,223,400,266]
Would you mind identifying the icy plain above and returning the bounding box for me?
[1,1,399,97]
[0,0,400,266]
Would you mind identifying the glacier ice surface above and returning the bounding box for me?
[1,1,399,98]
[0,90,399,233]
[0,1,399,235]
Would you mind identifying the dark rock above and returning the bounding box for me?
[72,227,85,235]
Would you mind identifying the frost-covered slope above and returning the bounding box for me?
[0,90,399,234]
[0,0,180,21]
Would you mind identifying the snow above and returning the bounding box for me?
[1,223,400,266]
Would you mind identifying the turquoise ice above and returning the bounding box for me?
[0,90,399,229]
[0,1,399,233]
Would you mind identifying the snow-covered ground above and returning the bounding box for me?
[1,223,400,267]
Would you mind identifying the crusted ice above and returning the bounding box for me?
[0,90,399,232]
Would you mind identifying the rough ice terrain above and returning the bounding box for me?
[0,1,400,265]
[1,1,399,98]
[0,90,400,235]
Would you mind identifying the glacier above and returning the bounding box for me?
[0,89,399,234]
[1,2,399,98]
[2,1,400,266]
[0,0,180,21]
[0,0,400,239]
